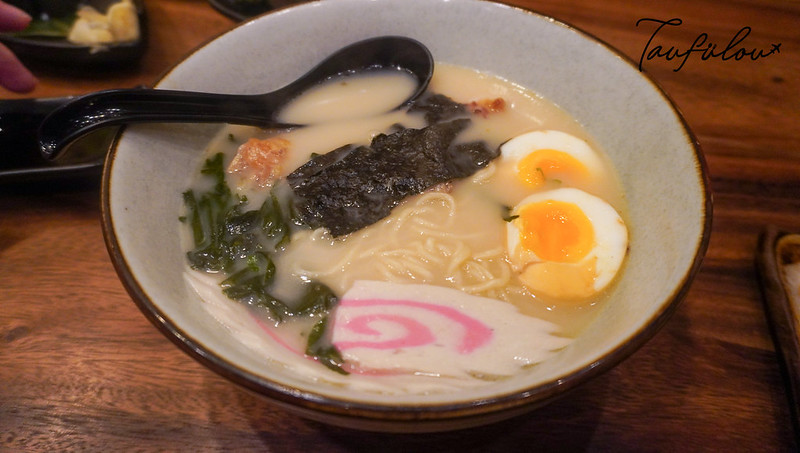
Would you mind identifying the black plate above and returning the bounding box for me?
[0,0,147,69]
[208,0,302,21]
[0,97,111,186]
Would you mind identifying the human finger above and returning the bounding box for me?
[0,43,37,92]
[0,1,32,31]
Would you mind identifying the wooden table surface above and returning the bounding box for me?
[2,0,798,450]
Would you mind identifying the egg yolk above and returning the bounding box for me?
[516,149,588,188]
[516,200,594,263]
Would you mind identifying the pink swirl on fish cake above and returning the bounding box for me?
[332,298,494,355]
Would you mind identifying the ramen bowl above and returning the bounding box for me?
[102,0,711,432]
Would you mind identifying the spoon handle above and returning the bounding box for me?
[1,97,71,167]
[38,88,287,160]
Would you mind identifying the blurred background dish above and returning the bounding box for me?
[0,0,147,69]
[207,0,304,21]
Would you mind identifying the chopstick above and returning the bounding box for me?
[755,226,800,439]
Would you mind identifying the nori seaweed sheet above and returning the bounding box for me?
[287,116,499,237]
[407,93,467,124]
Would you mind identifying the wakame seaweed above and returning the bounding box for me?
[306,316,348,375]
[287,110,499,237]
[181,152,339,329]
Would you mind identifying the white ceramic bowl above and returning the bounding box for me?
[102,0,711,432]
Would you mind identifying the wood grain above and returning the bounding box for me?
[2,0,799,450]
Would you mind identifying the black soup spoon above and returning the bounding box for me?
[39,36,433,160]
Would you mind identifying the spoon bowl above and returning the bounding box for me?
[38,35,433,160]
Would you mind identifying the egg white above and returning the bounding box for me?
[506,187,628,299]
[500,130,605,189]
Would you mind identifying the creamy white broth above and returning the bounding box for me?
[278,69,418,125]
[183,63,628,393]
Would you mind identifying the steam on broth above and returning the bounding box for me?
[181,63,629,394]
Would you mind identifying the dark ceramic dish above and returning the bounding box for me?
[208,0,305,21]
[0,97,110,185]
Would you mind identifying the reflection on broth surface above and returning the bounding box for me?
[181,63,629,394]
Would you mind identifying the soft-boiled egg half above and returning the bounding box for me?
[506,187,628,300]
[500,130,606,190]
